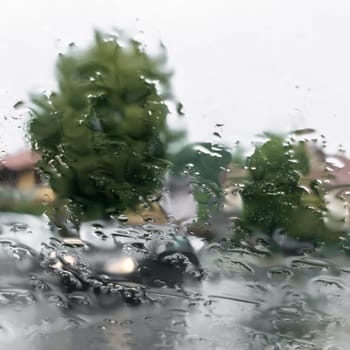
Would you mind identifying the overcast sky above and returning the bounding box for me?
[1,0,350,155]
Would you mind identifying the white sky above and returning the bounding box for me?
[1,0,350,154]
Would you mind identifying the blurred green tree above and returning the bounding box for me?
[29,31,183,222]
[240,134,342,244]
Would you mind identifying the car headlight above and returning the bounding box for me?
[104,256,137,275]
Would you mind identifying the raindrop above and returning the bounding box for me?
[13,101,25,109]
[176,102,184,116]
[117,214,129,223]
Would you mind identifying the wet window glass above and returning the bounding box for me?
[1,1,350,349]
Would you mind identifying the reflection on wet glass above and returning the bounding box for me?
[0,31,350,350]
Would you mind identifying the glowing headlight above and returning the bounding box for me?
[104,256,137,275]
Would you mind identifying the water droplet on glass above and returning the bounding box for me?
[13,101,25,109]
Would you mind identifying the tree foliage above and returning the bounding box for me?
[240,135,341,244]
[29,31,179,221]
[171,142,232,221]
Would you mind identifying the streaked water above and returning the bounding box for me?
[0,213,349,349]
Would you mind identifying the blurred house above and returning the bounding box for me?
[0,151,55,214]
[0,150,41,188]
